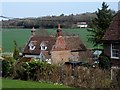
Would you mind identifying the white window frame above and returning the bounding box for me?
[40,42,47,50]
[29,46,35,50]
[41,45,47,50]
[29,41,36,50]
[111,43,119,59]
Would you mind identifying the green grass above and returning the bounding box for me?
[2,78,69,88]
[2,28,31,52]
[2,28,95,52]
[2,78,96,90]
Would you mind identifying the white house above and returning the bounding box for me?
[77,22,88,28]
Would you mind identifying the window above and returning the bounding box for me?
[111,43,119,59]
[41,45,47,50]
[42,46,45,49]
[30,46,35,50]
[40,42,47,50]
[29,41,36,50]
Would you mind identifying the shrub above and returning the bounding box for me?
[99,54,111,69]
[2,58,15,77]
[15,60,58,81]
[13,40,19,60]
[82,63,92,68]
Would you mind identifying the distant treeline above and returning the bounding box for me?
[2,12,97,29]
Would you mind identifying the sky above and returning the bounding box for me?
[0,1,119,20]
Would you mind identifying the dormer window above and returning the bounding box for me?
[41,45,47,50]
[29,41,36,50]
[30,46,35,50]
[40,41,47,50]
[41,46,45,50]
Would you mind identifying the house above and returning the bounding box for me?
[23,24,88,64]
[77,22,88,28]
[23,35,55,62]
[102,11,120,67]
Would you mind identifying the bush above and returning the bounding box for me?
[82,63,92,68]
[99,54,111,69]
[2,58,15,77]
[13,40,19,60]
[15,60,57,81]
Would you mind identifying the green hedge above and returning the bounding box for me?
[2,57,15,77]
[15,61,57,81]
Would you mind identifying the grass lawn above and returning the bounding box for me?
[2,78,69,88]
[2,28,97,52]
[1,78,96,90]
[2,78,96,90]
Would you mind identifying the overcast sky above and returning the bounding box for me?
[0,2,119,20]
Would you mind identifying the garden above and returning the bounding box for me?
[1,55,112,89]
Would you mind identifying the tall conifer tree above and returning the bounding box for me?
[88,2,114,47]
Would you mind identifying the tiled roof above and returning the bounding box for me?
[52,36,86,51]
[23,35,87,55]
[102,11,120,41]
[64,36,86,51]
[23,35,56,55]
[52,36,68,51]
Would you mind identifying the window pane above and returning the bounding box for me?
[112,53,119,57]
[112,43,119,58]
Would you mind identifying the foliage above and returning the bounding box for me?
[0,48,2,53]
[15,60,57,81]
[13,40,19,60]
[2,58,111,88]
[82,63,92,68]
[2,12,96,29]
[99,54,111,69]
[87,2,115,46]
[2,57,15,77]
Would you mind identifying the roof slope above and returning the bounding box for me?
[23,35,55,55]
[64,36,86,51]
[52,36,87,51]
[103,11,120,41]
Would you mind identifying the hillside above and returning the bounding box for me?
[1,12,96,29]
[2,28,95,52]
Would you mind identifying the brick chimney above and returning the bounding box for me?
[56,24,62,37]
[31,27,36,36]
